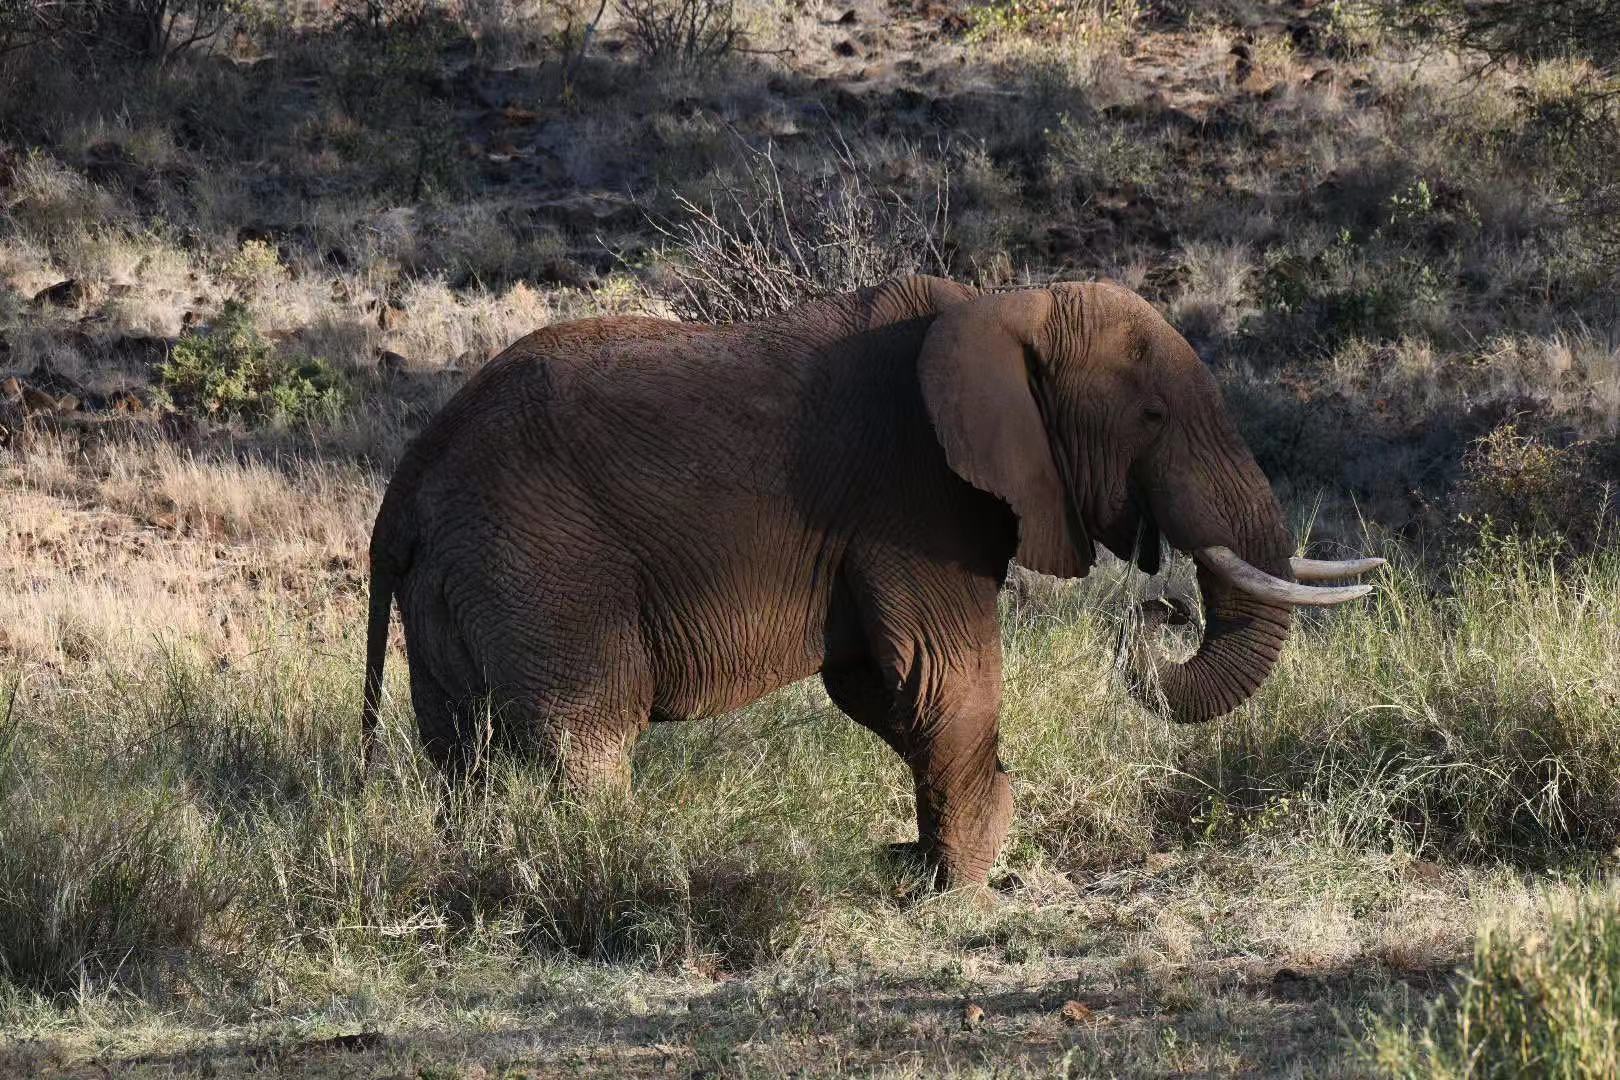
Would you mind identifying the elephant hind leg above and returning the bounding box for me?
[406,651,492,783]
[409,662,642,795]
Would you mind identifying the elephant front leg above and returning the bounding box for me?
[901,671,1013,890]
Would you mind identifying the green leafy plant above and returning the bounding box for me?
[159,301,345,424]
[1256,228,1446,337]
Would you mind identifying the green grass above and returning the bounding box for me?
[1368,887,1620,1078]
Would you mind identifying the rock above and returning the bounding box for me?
[377,350,410,376]
[84,141,137,185]
[28,363,86,399]
[54,393,79,413]
[33,279,84,308]
[961,1002,985,1030]
[1,376,20,402]
[1406,859,1446,884]
[836,8,857,23]
[537,257,597,290]
[833,39,858,57]
[20,384,59,413]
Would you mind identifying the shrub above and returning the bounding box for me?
[221,238,287,297]
[1255,228,1447,340]
[1368,889,1620,1078]
[1451,422,1619,556]
[614,0,740,74]
[1362,0,1620,263]
[0,0,237,64]
[159,300,346,424]
[331,0,467,199]
[648,142,950,322]
[1045,114,1167,197]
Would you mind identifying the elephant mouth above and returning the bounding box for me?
[1133,509,1161,577]
[1091,493,1160,577]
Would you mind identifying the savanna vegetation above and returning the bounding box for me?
[1,0,1618,1075]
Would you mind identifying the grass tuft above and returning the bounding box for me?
[1369,888,1620,1078]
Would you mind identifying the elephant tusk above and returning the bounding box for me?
[1289,555,1386,582]
[1196,546,1373,606]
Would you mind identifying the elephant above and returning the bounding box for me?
[361,275,1381,888]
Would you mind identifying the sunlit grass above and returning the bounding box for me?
[3,539,1617,1037]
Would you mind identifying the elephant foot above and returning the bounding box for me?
[880,843,1004,909]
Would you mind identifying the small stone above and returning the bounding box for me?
[961,1002,985,1029]
[1407,859,1446,884]
[1,376,20,402]
[54,393,79,413]
[1060,1000,1094,1024]
[377,350,409,376]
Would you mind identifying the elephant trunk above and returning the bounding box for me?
[1136,563,1293,724]
[1128,532,1376,724]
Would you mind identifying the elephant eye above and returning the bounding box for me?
[1142,401,1168,423]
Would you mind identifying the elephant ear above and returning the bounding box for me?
[917,290,1093,579]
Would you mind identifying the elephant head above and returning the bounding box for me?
[917,282,1379,724]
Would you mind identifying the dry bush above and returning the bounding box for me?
[0,0,236,64]
[614,0,740,74]
[648,142,950,323]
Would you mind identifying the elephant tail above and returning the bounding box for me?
[360,558,397,777]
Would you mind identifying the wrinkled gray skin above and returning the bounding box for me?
[363,276,1302,888]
